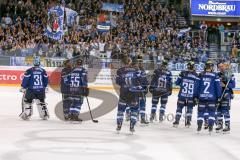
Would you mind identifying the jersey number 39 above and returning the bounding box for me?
[182,82,194,94]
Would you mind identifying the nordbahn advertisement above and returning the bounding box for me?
[191,0,240,17]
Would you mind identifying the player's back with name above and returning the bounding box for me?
[149,68,172,95]
[198,71,222,101]
[22,67,48,92]
[116,66,142,92]
[177,71,199,99]
[61,67,72,94]
[68,67,88,95]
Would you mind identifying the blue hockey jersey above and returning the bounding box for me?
[21,67,48,92]
[68,67,88,95]
[218,71,236,100]
[198,71,222,102]
[176,71,199,100]
[116,66,146,94]
[139,68,149,94]
[60,67,72,94]
[150,69,172,94]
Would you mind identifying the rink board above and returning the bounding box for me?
[1,66,240,93]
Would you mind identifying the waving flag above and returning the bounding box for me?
[44,6,64,40]
[65,7,78,27]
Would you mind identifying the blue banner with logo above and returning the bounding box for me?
[102,3,124,13]
[191,0,240,17]
[10,57,26,66]
[97,22,111,33]
[44,6,64,40]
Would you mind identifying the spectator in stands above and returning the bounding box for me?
[232,45,238,58]
[0,0,209,66]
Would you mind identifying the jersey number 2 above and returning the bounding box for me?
[203,82,210,94]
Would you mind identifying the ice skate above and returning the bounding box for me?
[130,123,135,134]
[215,123,223,133]
[185,120,191,128]
[197,124,202,133]
[140,117,149,125]
[116,123,122,134]
[150,113,156,123]
[159,115,164,122]
[173,121,179,128]
[204,121,209,130]
[223,125,230,134]
[209,125,213,135]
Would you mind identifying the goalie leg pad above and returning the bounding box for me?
[20,102,33,120]
[36,100,49,120]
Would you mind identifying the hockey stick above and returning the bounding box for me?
[185,99,187,126]
[217,65,233,109]
[86,96,99,123]
[220,79,231,101]
[216,79,231,110]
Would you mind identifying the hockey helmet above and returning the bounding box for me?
[76,58,83,66]
[160,60,168,70]
[63,59,71,67]
[122,56,132,66]
[187,61,195,71]
[205,60,214,71]
[33,56,41,66]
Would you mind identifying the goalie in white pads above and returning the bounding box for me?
[19,56,49,120]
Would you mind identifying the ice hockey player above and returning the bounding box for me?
[60,59,72,120]
[197,60,222,134]
[125,57,149,125]
[172,61,199,128]
[149,60,172,122]
[137,57,149,125]
[67,58,89,121]
[19,56,49,120]
[115,57,147,133]
[216,63,235,133]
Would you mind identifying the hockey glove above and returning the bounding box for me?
[149,86,154,94]
[82,87,89,97]
[144,87,148,96]
[45,87,49,93]
[168,91,172,96]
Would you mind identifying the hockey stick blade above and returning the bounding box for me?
[92,119,99,123]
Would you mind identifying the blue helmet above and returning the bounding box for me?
[33,56,41,66]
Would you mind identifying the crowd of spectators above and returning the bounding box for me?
[0,0,238,66]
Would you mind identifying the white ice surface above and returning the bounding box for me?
[0,86,240,160]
